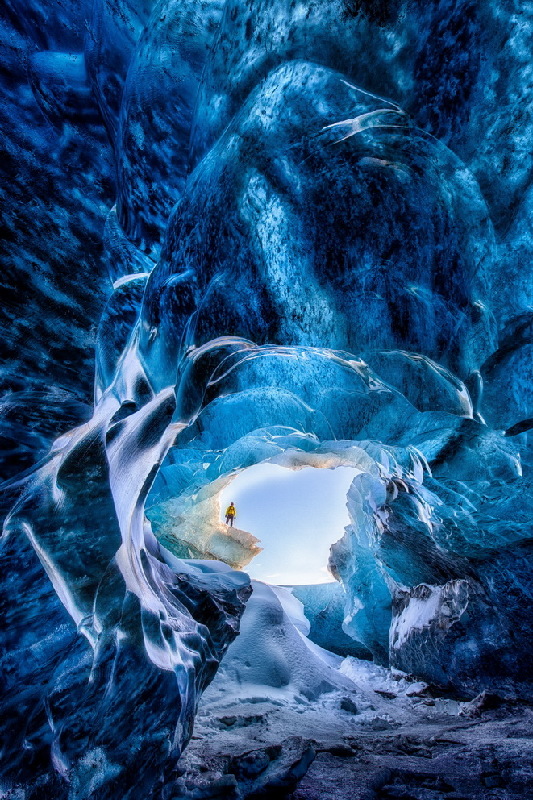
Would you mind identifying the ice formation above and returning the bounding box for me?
[1,0,533,797]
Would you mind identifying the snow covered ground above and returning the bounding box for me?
[174,581,533,799]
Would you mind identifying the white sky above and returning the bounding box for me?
[219,463,359,585]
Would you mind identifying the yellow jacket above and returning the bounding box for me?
[226,505,236,517]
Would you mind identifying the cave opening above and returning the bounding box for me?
[219,463,360,585]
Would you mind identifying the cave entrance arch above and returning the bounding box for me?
[219,463,360,585]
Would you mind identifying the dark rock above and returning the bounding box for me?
[375,689,398,699]
[459,691,504,718]
[340,697,359,715]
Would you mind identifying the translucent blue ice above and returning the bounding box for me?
[2,1,533,796]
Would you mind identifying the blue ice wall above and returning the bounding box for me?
[1,0,533,796]
[0,0,114,487]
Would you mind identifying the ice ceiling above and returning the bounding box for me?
[1,0,533,797]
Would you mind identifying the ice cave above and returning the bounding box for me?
[1,0,533,798]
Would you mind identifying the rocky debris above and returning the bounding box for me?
[229,737,316,797]
[180,644,533,800]
[216,714,267,730]
[375,689,398,700]
[340,697,359,715]
[174,737,316,799]
[292,709,533,800]
[459,691,504,718]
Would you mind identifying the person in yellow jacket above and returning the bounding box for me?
[225,502,236,527]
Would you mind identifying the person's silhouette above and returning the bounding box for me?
[225,502,236,527]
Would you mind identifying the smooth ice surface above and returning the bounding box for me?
[219,464,359,584]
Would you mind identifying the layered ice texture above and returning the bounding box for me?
[1,0,533,797]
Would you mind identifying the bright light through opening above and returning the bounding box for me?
[219,463,359,585]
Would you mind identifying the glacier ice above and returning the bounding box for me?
[1,368,251,796]
[2,0,533,797]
